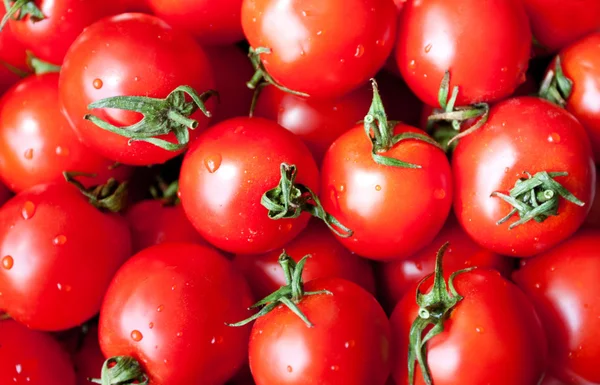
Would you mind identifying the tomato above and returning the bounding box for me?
[522,0,600,53]
[513,229,600,385]
[396,0,531,107]
[233,219,376,299]
[453,97,596,257]
[241,0,397,99]
[73,325,105,385]
[0,7,27,69]
[376,215,513,313]
[0,63,20,95]
[179,116,321,255]
[146,0,244,45]
[99,243,254,384]
[0,181,132,331]
[2,0,128,65]
[0,320,76,385]
[0,73,132,192]
[59,13,216,166]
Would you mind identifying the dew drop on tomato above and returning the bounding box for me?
[93,79,103,89]
[53,235,67,246]
[157,305,164,312]
[21,201,36,220]
[2,255,14,270]
[24,148,33,160]
[344,340,355,349]
[287,366,293,373]
[424,44,432,53]
[331,365,339,371]
[434,188,446,199]
[131,330,143,342]
[548,132,561,143]
[148,322,154,329]
[204,154,222,173]
[55,146,70,156]
[355,45,365,58]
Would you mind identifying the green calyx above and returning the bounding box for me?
[63,171,128,213]
[246,46,309,97]
[408,243,473,385]
[539,56,573,108]
[26,51,60,75]
[89,356,148,385]
[84,86,216,151]
[491,171,584,229]
[1,0,44,31]
[365,79,442,168]
[149,178,180,206]
[261,163,353,238]
[227,251,332,328]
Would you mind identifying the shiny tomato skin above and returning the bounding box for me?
[233,220,376,299]
[513,229,600,385]
[59,13,215,166]
[249,277,391,385]
[0,320,76,385]
[0,8,28,94]
[0,73,132,192]
[320,123,452,261]
[241,0,397,99]
[179,116,318,255]
[396,0,531,107]
[147,0,244,45]
[453,97,596,257]
[99,243,254,385]
[391,269,547,385]
[0,183,132,331]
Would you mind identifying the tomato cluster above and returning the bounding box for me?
[0,1,600,385]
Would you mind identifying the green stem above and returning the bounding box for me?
[1,0,44,31]
[88,356,148,385]
[63,171,128,213]
[26,51,60,75]
[246,46,309,97]
[539,56,573,108]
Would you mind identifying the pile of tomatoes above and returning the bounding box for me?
[1,0,600,384]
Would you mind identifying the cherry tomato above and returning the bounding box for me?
[241,0,397,99]
[179,116,319,255]
[59,13,215,166]
[99,243,254,384]
[0,73,132,192]
[453,97,596,257]
[0,182,132,331]
[513,229,600,385]
[396,0,531,107]
[0,320,76,385]
[0,7,27,69]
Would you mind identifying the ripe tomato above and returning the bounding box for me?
[2,0,128,65]
[396,0,531,107]
[0,320,76,385]
[513,229,600,385]
[179,116,321,255]
[233,220,376,299]
[453,97,596,257]
[0,63,20,95]
[241,0,397,99]
[0,7,27,69]
[99,243,254,384]
[59,13,215,166]
[0,181,132,331]
[0,73,132,192]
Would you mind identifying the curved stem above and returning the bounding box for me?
[246,46,309,97]
[1,0,44,30]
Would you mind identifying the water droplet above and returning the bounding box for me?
[331,365,339,371]
[233,125,244,134]
[423,73,428,78]
[301,10,307,16]
[475,327,484,333]
[176,331,183,337]
[409,60,416,69]
[424,44,432,53]
[434,189,446,199]
[171,285,176,291]
[534,283,541,289]
[501,67,508,73]
[204,154,222,173]
[339,184,345,192]
[148,322,154,329]
[24,148,33,159]
[344,340,355,348]
[92,79,103,89]
[504,167,509,173]
[55,146,69,156]
[340,58,345,64]
[375,185,382,191]
[131,330,143,342]
[548,132,561,143]
[354,44,365,58]
[550,266,556,272]
[252,17,256,23]
[287,366,293,373]
[415,262,423,270]
[300,49,306,56]
[134,76,139,82]
[15,364,22,374]
[533,237,539,242]
[316,30,323,36]
[53,235,67,246]
[22,201,36,219]
[157,305,164,312]
[2,255,14,270]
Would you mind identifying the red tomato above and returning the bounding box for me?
[146,0,244,45]
[376,215,513,312]
[0,182,132,330]
[73,325,105,385]
[0,320,76,385]
[0,73,132,192]
[0,64,20,95]
[522,0,600,53]
[396,0,531,107]
[513,229,600,385]
[59,13,215,166]
[248,277,391,385]
[3,0,128,65]
[233,220,376,299]
[453,97,596,257]
[99,243,254,384]
[0,8,27,69]
[241,0,397,99]
[391,268,547,385]
[179,116,320,255]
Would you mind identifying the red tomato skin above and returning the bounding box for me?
[99,243,254,385]
[249,277,391,385]
[522,0,600,53]
[391,269,547,385]
[7,0,128,65]
[73,325,105,385]
[0,320,76,385]
[513,229,600,385]
[125,199,207,253]
[0,73,132,192]
[376,215,513,312]
[396,0,531,107]
[0,183,132,331]
[241,0,397,99]
[233,220,376,299]
[179,116,318,255]
[320,123,452,261]
[0,8,28,94]
[453,97,596,257]
[59,13,215,166]
[147,0,244,45]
